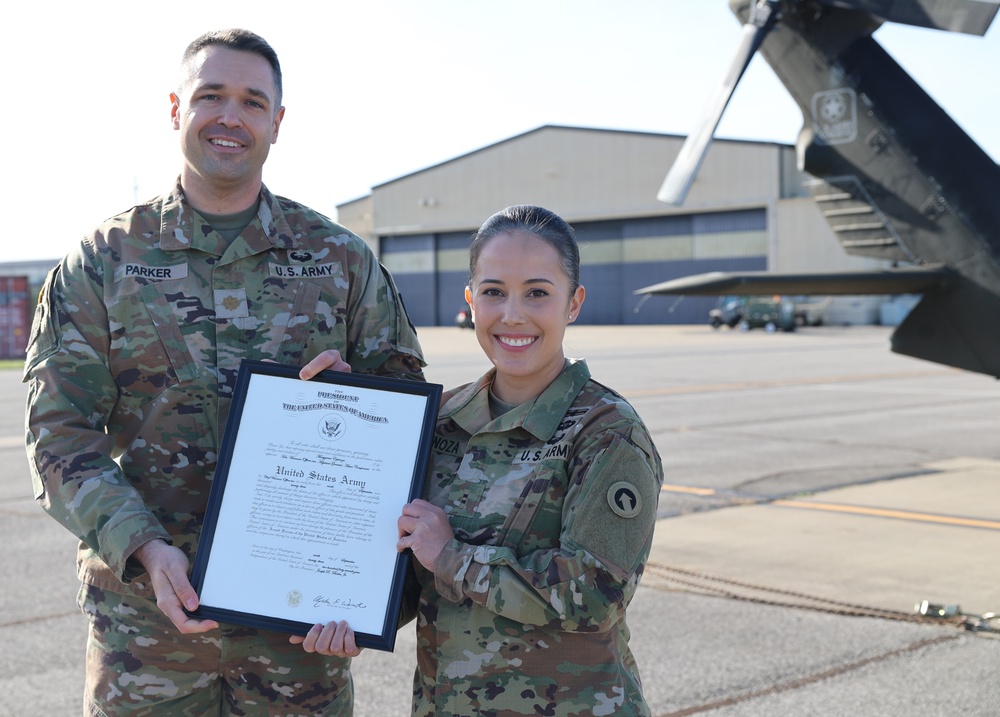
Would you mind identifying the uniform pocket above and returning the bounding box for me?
[109,283,197,401]
[496,458,566,554]
[22,267,61,380]
[274,281,321,364]
[564,433,658,580]
[379,263,422,360]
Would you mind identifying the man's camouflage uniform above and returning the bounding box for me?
[23,182,424,716]
[413,359,662,717]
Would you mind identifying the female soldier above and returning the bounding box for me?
[397,204,663,717]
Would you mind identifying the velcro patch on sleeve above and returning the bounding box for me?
[564,433,658,580]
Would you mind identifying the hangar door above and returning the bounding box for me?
[379,230,472,327]
[379,233,436,326]
[574,208,767,325]
[379,208,766,326]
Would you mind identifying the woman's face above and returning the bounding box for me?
[467,230,585,404]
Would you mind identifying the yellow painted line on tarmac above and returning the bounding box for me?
[661,484,1000,530]
[622,369,950,399]
[662,484,718,496]
[773,499,1000,531]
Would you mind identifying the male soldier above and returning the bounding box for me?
[24,28,423,715]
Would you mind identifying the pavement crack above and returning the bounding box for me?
[655,634,961,717]
[730,465,940,497]
[0,611,79,629]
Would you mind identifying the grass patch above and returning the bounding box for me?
[0,359,26,371]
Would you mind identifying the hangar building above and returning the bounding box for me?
[338,125,891,327]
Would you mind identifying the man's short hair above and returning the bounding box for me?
[179,28,283,109]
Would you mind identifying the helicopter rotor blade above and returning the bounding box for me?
[657,0,780,206]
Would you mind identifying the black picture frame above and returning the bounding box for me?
[188,359,441,652]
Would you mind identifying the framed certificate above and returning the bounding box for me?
[189,360,441,651]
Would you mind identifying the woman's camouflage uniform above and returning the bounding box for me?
[414,359,663,717]
[23,182,424,714]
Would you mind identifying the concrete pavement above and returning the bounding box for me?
[3,325,998,716]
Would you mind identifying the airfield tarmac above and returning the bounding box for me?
[2,325,998,716]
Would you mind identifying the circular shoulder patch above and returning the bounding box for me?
[607,481,642,518]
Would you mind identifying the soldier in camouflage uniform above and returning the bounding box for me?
[397,205,663,717]
[23,29,423,716]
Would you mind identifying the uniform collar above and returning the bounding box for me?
[443,359,591,441]
[157,179,301,257]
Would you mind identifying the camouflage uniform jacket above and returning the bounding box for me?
[23,181,425,599]
[414,359,663,717]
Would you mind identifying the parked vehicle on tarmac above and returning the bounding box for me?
[738,297,796,332]
[709,296,796,332]
[709,296,743,329]
[788,295,831,327]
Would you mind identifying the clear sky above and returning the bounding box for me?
[3,0,997,263]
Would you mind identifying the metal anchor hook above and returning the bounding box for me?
[916,600,1000,632]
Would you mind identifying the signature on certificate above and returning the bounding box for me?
[313,595,368,610]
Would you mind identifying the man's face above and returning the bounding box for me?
[171,45,284,201]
